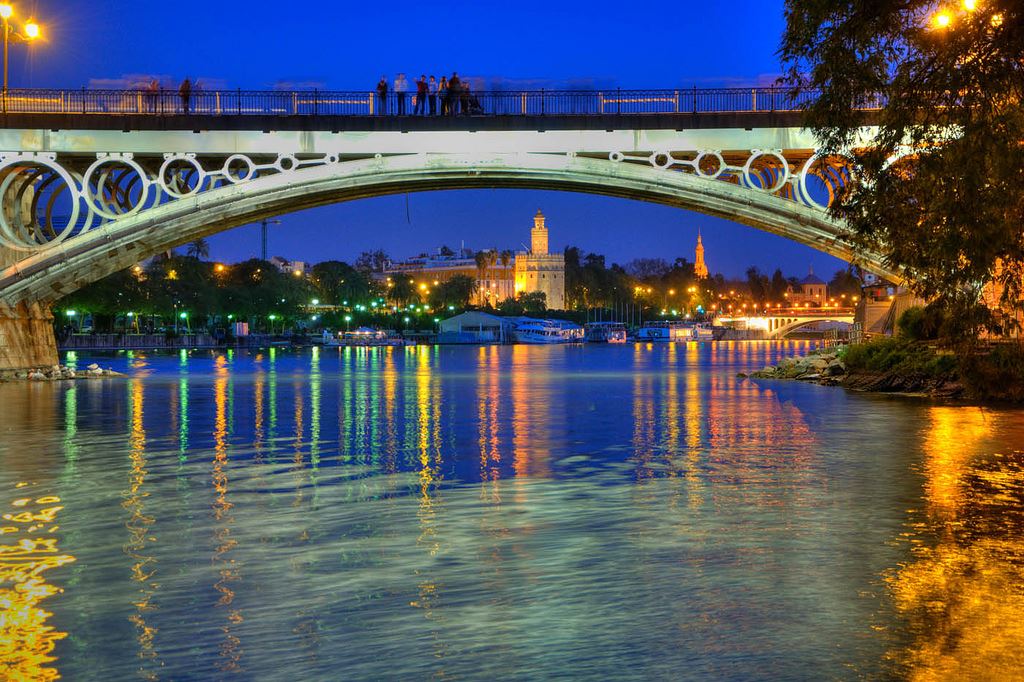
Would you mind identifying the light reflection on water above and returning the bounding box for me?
[0,342,1022,679]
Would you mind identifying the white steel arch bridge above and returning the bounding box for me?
[0,88,888,370]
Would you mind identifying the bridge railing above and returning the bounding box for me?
[0,87,884,117]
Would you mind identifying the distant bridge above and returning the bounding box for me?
[717,309,856,339]
[0,86,887,371]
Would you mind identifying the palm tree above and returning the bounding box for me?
[186,238,210,260]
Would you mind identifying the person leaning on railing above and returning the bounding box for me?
[376,75,388,115]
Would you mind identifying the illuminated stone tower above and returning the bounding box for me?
[694,230,709,280]
[531,209,549,255]
[515,209,565,309]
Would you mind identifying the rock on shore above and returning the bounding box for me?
[4,363,125,382]
[741,347,964,398]
[747,350,847,384]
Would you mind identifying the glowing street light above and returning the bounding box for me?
[934,10,952,28]
[0,4,43,92]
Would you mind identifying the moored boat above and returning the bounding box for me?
[584,322,628,343]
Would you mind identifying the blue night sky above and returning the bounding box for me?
[13,0,843,280]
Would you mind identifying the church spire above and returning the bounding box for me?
[694,229,709,280]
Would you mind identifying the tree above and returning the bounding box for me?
[186,238,210,260]
[519,291,547,315]
[626,258,671,281]
[828,268,862,299]
[769,268,790,302]
[430,275,477,309]
[387,276,418,306]
[312,260,372,305]
[746,266,770,305]
[780,1,1024,337]
[355,249,390,273]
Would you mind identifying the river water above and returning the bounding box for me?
[1,342,1022,680]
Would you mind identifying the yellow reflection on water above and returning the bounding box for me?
[212,358,243,674]
[477,346,502,488]
[122,379,161,678]
[886,407,1024,679]
[0,489,74,681]
[411,346,448,668]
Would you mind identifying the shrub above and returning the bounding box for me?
[961,343,1024,402]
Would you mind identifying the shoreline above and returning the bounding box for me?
[740,346,967,400]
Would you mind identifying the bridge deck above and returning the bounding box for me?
[0,111,819,132]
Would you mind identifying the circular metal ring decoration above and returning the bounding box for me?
[159,155,207,199]
[694,151,726,179]
[649,151,674,170]
[797,154,855,210]
[82,156,154,220]
[0,154,89,250]
[742,150,790,194]
[222,154,258,184]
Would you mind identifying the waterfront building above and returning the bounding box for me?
[787,267,828,306]
[694,230,709,280]
[438,311,516,344]
[514,210,566,310]
[380,246,514,306]
[382,210,566,309]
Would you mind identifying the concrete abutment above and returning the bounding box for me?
[0,301,59,374]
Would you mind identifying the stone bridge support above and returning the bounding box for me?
[0,299,58,374]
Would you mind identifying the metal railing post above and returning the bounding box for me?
[81,87,86,114]
[692,85,697,114]
[313,88,318,116]
[540,88,545,116]
[674,89,679,113]
[617,87,621,115]
[237,88,241,115]
[752,88,756,112]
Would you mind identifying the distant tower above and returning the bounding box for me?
[694,230,709,279]
[531,209,549,255]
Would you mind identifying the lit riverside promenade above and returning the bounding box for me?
[0,85,885,372]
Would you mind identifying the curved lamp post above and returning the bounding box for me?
[0,3,41,92]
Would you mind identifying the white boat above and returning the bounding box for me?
[514,319,583,344]
[584,322,628,343]
[636,321,691,342]
[692,323,715,340]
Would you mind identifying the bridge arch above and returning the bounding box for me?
[0,151,895,306]
[768,317,853,339]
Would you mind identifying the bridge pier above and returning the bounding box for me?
[0,301,59,374]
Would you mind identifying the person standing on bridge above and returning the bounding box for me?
[447,72,461,116]
[438,76,449,115]
[394,73,409,115]
[179,77,192,115]
[428,76,438,116]
[376,76,388,115]
[414,75,428,116]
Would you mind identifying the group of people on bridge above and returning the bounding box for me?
[142,77,199,114]
[375,72,482,117]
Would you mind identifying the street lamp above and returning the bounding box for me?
[0,4,42,93]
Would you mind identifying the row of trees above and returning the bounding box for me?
[58,239,864,333]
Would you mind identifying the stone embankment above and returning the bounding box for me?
[2,363,124,382]
[744,350,847,384]
[740,348,964,397]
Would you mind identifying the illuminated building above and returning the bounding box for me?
[382,210,567,309]
[514,210,566,310]
[694,230,709,280]
[787,266,827,306]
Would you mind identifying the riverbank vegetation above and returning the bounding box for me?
[781,0,1024,344]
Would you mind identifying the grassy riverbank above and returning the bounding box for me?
[750,338,1024,403]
